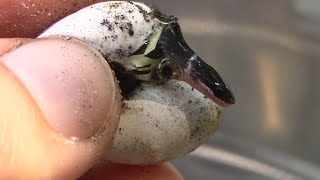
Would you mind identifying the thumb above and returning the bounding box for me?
[0,38,121,179]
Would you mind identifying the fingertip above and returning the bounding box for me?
[0,0,105,38]
[80,163,184,180]
[0,38,31,55]
[0,37,122,179]
[0,61,52,178]
[1,37,120,139]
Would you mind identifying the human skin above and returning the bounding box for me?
[0,0,183,179]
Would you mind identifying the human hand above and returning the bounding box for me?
[0,0,183,179]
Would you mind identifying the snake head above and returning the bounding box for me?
[128,12,235,108]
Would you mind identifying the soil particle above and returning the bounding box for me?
[110,34,118,42]
[115,48,126,57]
[106,12,136,36]
[135,4,152,22]
[109,2,122,9]
[127,22,134,36]
[101,19,114,31]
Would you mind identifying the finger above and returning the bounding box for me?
[0,38,31,55]
[79,163,184,180]
[0,0,104,38]
[0,37,121,179]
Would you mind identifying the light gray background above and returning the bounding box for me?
[136,0,320,179]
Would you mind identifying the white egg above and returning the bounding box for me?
[39,1,227,165]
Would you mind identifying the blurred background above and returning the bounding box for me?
[138,0,320,179]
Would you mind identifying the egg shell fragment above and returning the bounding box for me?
[39,1,159,62]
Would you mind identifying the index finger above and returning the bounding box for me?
[0,0,104,38]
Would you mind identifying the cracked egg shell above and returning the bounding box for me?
[38,1,226,165]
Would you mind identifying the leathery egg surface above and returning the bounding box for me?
[38,1,225,165]
[103,80,223,164]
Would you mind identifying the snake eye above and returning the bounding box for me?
[158,59,182,80]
